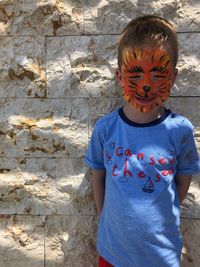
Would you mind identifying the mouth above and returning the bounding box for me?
[134,94,156,105]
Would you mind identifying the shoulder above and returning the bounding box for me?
[164,111,196,156]
[166,111,194,133]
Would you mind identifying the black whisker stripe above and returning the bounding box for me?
[159,54,165,62]
[123,62,128,69]
[157,90,168,94]
[129,80,137,86]
[158,87,168,90]
[159,83,166,87]
[165,61,170,68]
[158,85,167,89]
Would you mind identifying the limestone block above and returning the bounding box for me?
[46,35,122,98]
[0,0,83,36]
[173,33,200,96]
[180,218,200,267]
[84,0,200,34]
[0,157,72,215]
[55,158,95,215]
[0,98,88,157]
[46,34,200,99]
[0,36,46,98]
[0,215,45,267]
[45,215,97,267]
[0,157,94,215]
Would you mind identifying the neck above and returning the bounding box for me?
[123,104,165,124]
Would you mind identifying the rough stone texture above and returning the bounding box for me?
[174,33,200,97]
[0,0,83,36]
[0,36,46,98]
[0,158,93,216]
[55,158,95,215]
[181,178,200,219]
[45,215,97,267]
[0,215,45,267]
[46,33,200,100]
[84,0,200,34]
[0,0,200,266]
[0,157,57,215]
[0,98,88,157]
[181,219,200,267]
[46,35,121,98]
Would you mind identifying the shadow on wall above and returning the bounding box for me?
[0,0,200,267]
[0,159,98,266]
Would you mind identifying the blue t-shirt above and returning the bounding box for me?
[85,107,200,267]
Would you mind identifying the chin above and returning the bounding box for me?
[131,99,163,113]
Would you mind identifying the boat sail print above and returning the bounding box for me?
[143,176,154,193]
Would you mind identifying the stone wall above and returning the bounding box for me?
[0,1,199,266]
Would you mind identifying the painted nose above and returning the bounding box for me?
[143,86,151,92]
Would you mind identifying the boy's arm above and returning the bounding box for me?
[174,174,192,204]
[92,169,106,215]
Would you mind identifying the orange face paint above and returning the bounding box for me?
[121,48,174,112]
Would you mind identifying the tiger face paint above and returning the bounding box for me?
[121,48,174,112]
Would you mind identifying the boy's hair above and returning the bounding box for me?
[118,15,178,69]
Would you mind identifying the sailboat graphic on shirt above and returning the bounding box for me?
[143,177,154,193]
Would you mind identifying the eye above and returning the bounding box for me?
[152,74,165,80]
[128,75,142,80]
[154,75,165,78]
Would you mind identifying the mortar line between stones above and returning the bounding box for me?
[0,31,200,39]
[180,217,200,220]
[82,0,85,35]
[0,214,98,217]
[44,31,200,37]
[0,156,86,159]
[0,213,199,219]
[0,96,199,100]
[44,216,46,267]
[0,214,199,220]
[45,35,47,99]
[30,31,200,36]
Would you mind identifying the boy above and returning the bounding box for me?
[85,15,200,267]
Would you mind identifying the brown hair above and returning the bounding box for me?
[118,15,178,69]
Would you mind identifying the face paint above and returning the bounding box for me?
[121,48,174,112]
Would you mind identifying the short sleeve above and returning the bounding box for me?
[176,126,200,176]
[84,125,105,170]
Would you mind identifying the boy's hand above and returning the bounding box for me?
[174,174,192,204]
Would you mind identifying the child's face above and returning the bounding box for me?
[117,47,177,113]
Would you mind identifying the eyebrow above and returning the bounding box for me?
[128,66,144,73]
[150,66,167,73]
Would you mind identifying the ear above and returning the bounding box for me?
[115,68,124,87]
[171,68,178,87]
